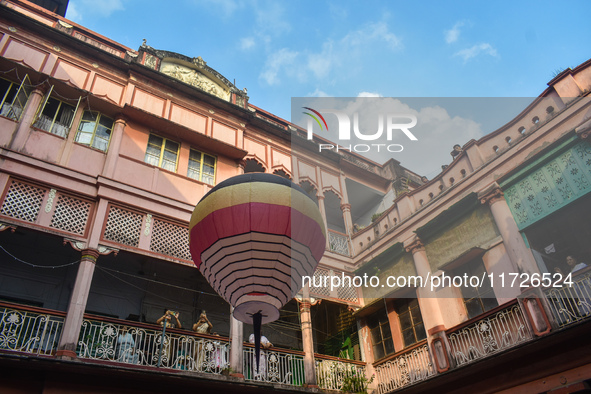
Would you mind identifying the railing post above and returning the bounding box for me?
[229,306,244,377]
[56,249,98,360]
[298,285,317,387]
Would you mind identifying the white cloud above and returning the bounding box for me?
[358,92,383,97]
[308,88,330,97]
[445,22,464,44]
[66,0,124,21]
[259,48,300,85]
[454,43,498,62]
[261,21,401,85]
[240,37,256,51]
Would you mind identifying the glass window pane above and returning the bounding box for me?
[187,168,200,180]
[163,149,177,163]
[78,120,96,133]
[402,328,416,347]
[465,298,484,319]
[202,175,214,185]
[482,296,499,312]
[383,337,395,355]
[161,160,176,172]
[411,307,422,324]
[92,137,108,151]
[398,311,411,330]
[82,111,97,122]
[148,134,163,146]
[76,131,92,145]
[373,344,385,360]
[415,323,427,341]
[164,139,179,152]
[203,155,215,166]
[144,154,159,167]
[99,115,113,129]
[146,145,160,157]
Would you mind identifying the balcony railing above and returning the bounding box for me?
[328,230,350,256]
[544,268,591,329]
[0,303,64,356]
[447,301,533,367]
[315,354,367,391]
[373,341,435,393]
[77,316,229,373]
[243,346,305,386]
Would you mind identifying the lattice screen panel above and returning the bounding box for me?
[337,278,359,303]
[0,180,46,222]
[103,206,142,247]
[149,219,191,261]
[50,194,91,235]
[310,267,331,297]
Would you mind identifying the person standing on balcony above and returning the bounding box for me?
[192,311,213,334]
[156,309,181,367]
[157,309,182,329]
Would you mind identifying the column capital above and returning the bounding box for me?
[114,115,128,126]
[316,194,325,201]
[340,203,351,212]
[81,249,100,262]
[405,238,425,254]
[479,183,504,206]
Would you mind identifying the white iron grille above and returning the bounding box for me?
[103,206,142,247]
[50,194,91,235]
[150,219,191,260]
[310,267,331,297]
[337,279,358,302]
[0,181,45,222]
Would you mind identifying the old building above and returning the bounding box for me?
[0,1,590,393]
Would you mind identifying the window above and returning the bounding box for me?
[75,111,114,152]
[0,75,32,121]
[457,258,498,319]
[188,149,216,185]
[394,298,426,348]
[366,307,394,360]
[33,95,78,137]
[144,134,179,172]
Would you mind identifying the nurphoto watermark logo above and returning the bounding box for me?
[302,106,418,153]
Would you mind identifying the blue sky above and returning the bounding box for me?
[65,1,591,177]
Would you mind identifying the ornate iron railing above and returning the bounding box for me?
[315,355,367,391]
[243,346,305,386]
[328,230,350,256]
[0,303,64,356]
[544,269,591,328]
[77,317,229,373]
[373,342,435,393]
[447,302,533,367]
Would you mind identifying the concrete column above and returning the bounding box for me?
[238,159,246,175]
[299,286,317,387]
[229,307,244,377]
[56,249,98,359]
[317,194,329,249]
[340,203,353,235]
[9,87,45,151]
[479,183,539,276]
[102,116,127,178]
[405,238,445,333]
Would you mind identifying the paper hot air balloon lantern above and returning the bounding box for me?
[189,173,326,326]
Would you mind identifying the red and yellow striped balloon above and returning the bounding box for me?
[189,173,326,324]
